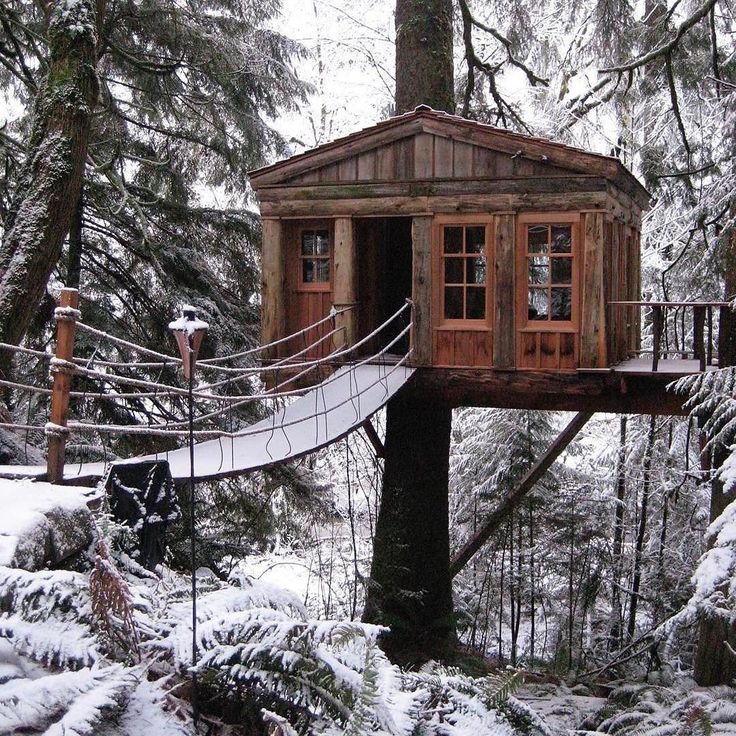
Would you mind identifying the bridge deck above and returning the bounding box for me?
[0,364,415,484]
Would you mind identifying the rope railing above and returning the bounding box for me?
[0,290,412,479]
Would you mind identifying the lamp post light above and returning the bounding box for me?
[169,305,208,729]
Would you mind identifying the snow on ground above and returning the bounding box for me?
[0,478,100,569]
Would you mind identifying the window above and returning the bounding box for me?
[300,229,330,284]
[441,224,487,321]
[525,223,573,322]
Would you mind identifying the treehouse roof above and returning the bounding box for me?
[249,106,650,210]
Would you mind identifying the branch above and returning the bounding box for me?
[457,0,548,87]
[599,0,718,73]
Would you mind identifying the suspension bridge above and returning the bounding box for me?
[0,290,415,484]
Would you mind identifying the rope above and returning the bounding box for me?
[0,378,53,396]
[0,342,52,359]
[197,305,355,364]
[75,322,183,363]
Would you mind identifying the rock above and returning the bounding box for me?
[0,428,43,466]
[0,479,99,571]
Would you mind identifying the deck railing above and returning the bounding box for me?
[608,300,733,372]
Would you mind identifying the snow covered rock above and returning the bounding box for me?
[0,479,99,570]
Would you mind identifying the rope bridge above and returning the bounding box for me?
[0,289,415,483]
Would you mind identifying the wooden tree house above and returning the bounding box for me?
[250,107,721,416]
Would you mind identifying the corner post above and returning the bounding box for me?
[47,288,79,484]
[261,218,286,360]
[651,305,663,372]
[411,215,433,365]
[333,217,357,351]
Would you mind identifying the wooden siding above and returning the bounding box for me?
[281,132,576,186]
[433,329,492,367]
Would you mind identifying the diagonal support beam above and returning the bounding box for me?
[450,410,594,578]
[362,418,385,458]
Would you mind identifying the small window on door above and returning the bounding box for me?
[441,225,487,321]
[300,229,330,284]
[525,223,573,322]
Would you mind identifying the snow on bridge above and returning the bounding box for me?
[0,363,414,484]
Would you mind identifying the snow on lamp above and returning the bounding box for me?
[168,305,208,379]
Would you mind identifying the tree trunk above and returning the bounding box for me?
[627,415,656,642]
[610,415,627,650]
[362,395,455,665]
[0,0,99,375]
[395,0,454,114]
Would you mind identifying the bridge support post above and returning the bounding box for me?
[333,217,356,350]
[47,288,79,484]
[363,394,455,665]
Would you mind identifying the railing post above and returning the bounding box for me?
[693,305,706,372]
[652,305,663,372]
[47,288,79,484]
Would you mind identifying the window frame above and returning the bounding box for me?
[517,212,580,332]
[434,216,493,330]
[296,222,333,292]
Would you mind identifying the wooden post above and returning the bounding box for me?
[651,305,663,372]
[261,219,286,360]
[411,215,433,366]
[333,217,357,351]
[693,305,706,371]
[707,305,713,367]
[47,288,79,484]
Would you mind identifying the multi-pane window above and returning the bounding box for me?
[442,225,487,320]
[526,224,573,322]
[300,229,330,284]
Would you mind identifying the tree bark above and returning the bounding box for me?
[362,395,455,665]
[610,415,627,650]
[0,0,99,375]
[395,0,454,114]
[627,415,656,642]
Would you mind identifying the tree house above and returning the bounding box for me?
[250,107,713,416]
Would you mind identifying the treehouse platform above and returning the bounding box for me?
[250,106,731,416]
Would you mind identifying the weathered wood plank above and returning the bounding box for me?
[357,151,376,181]
[395,138,415,179]
[333,217,356,349]
[376,144,395,180]
[256,176,610,201]
[259,192,609,218]
[261,218,286,359]
[494,214,515,368]
[453,141,473,177]
[580,212,606,368]
[434,136,453,177]
[338,155,358,182]
[414,133,434,178]
[411,215,433,365]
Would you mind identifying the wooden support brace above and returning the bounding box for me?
[651,306,663,372]
[361,418,385,458]
[693,305,706,372]
[449,410,593,578]
[47,288,79,484]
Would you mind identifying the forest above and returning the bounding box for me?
[0,0,734,734]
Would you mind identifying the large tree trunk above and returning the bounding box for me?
[394,0,454,114]
[0,0,99,375]
[362,396,455,665]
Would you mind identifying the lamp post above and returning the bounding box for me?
[169,305,208,729]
